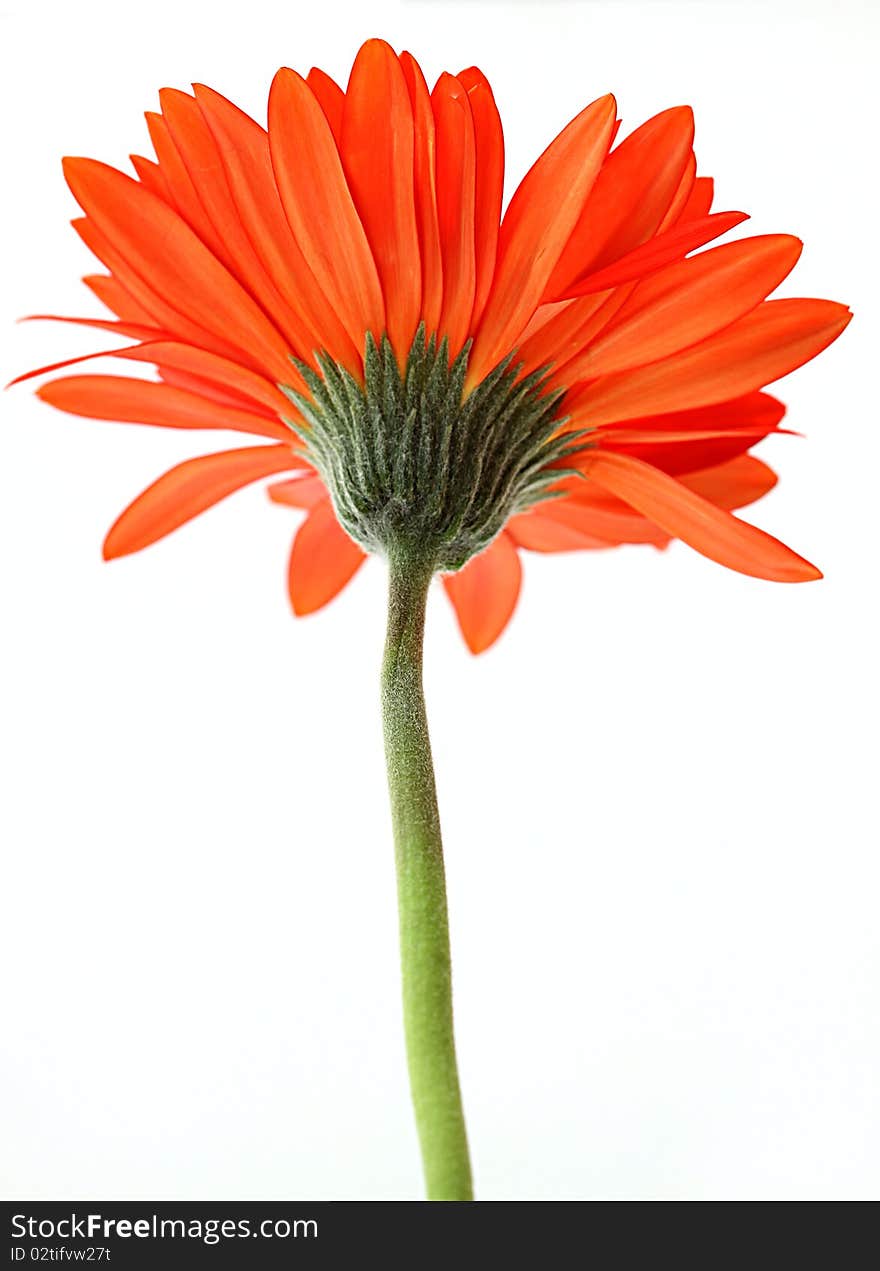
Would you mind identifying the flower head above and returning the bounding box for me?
[17,38,849,650]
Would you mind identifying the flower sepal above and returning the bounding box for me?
[282,327,586,572]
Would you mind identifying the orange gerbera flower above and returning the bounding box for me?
[14,38,851,1203]
[16,38,849,653]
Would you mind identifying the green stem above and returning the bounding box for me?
[381,548,473,1202]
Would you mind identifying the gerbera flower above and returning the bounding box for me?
[14,37,851,1204]
[16,38,848,654]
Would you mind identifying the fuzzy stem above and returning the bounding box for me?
[381,549,473,1201]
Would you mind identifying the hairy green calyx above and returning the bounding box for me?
[280,326,588,572]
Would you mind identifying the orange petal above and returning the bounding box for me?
[518,296,578,345]
[531,487,671,546]
[679,453,778,511]
[679,175,714,222]
[563,234,803,380]
[118,342,291,416]
[506,505,615,552]
[37,374,294,441]
[518,287,631,379]
[103,444,298,559]
[432,73,477,356]
[569,298,851,424]
[458,66,504,330]
[442,532,522,653]
[83,273,158,326]
[130,153,170,201]
[160,88,315,361]
[556,210,748,300]
[268,67,385,353]
[19,312,163,344]
[267,474,327,509]
[587,390,786,476]
[73,217,244,360]
[307,67,344,143]
[556,452,778,530]
[194,82,358,370]
[341,40,421,360]
[8,340,151,387]
[580,450,820,581]
[658,150,697,232]
[400,52,444,334]
[145,109,228,260]
[468,93,617,385]
[546,105,695,298]
[598,421,783,463]
[287,499,366,615]
[11,342,289,426]
[157,365,270,414]
[594,391,785,438]
[63,158,293,381]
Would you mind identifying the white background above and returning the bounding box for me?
[1,0,877,1201]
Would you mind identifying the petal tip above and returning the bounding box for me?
[61,155,87,183]
[591,92,618,125]
[668,104,695,132]
[289,584,325,617]
[465,633,495,656]
[269,65,296,93]
[157,86,182,109]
